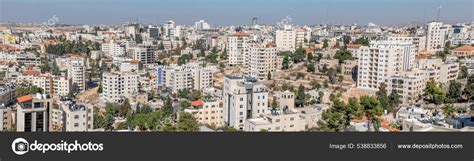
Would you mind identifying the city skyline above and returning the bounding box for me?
[1,0,472,26]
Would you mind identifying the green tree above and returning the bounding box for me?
[424,80,446,105]
[353,38,369,46]
[119,99,132,117]
[464,75,474,101]
[317,110,345,132]
[267,71,272,80]
[359,96,383,132]
[282,56,290,70]
[459,65,468,79]
[333,49,353,63]
[295,85,306,107]
[307,53,314,61]
[180,100,191,109]
[175,112,199,132]
[447,80,462,103]
[388,90,400,112]
[322,39,329,49]
[162,97,174,115]
[376,83,390,111]
[442,104,456,118]
[307,64,315,73]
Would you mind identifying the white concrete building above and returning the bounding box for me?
[68,59,86,92]
[101,42,125,57]
[227,32,249,66]
[223,76,268,130]
[387,69,429,103]
[275,25,296,52]
[128,45,156,65]
[157,64,216,93]
[194,20,211,30]
[245,109,305,132]
[246,45,278,80]
[16,94,51,132]
[102,72,139,103]
[184,98,223,128]
[60,100,93,132]
[357,41,415,91]
[426,21,449,52]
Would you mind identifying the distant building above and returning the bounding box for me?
[275,25,296,52]
[157,64,216,93]
[227,32,249,66]
[102,72,139,103]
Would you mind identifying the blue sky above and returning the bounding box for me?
[0,0,472,25]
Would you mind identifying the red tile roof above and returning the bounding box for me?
[452,45,474,52]
[17,95,33,103]
[347,44,363,48]
[191,100,204,107]
[21,70,40,75]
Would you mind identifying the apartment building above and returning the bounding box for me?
[128,45,156,65]
[357,41,415,91]
[16,94,51,132]
[67,59,86,92]
[275,25,296,52]
[426,21,449,52]
[157,64,216,93]
[101,42,125,57]
[18,71,72,97]
[277,90,295,111]
[0,107,13,131]
[102,72,139,103]
[184,98,223,128]
[223,76,268,130]
[60,100,93,132]
[439,61,459,85]
[387,69,429,104]
[246,44,278,80]
[244,109,305,132]
[227,32,249,66]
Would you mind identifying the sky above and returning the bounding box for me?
[0,0,472,26]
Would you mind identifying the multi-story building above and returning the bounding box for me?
[227,32,249,66]
[278,90,295,111]
[101,42,125,57]
[387,69,429,103]
[246,44,278,80]
[16,94,51,132]
[67,59,86,92]
[244,109,305,132]
[102,72,139,103]
[194,20,211,30]
[184,98,223,128]
[426,21,449,52]
[128,45,156,65]
[357,41,415,91]
[275,25,296,52]
[157,64,216,93]
[0,107,13,131]
[439,61,459,85]
[223,76,268,130]
[18,71,71,97]
[60,100,93,132]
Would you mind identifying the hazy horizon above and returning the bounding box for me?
[0,0,472,26]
